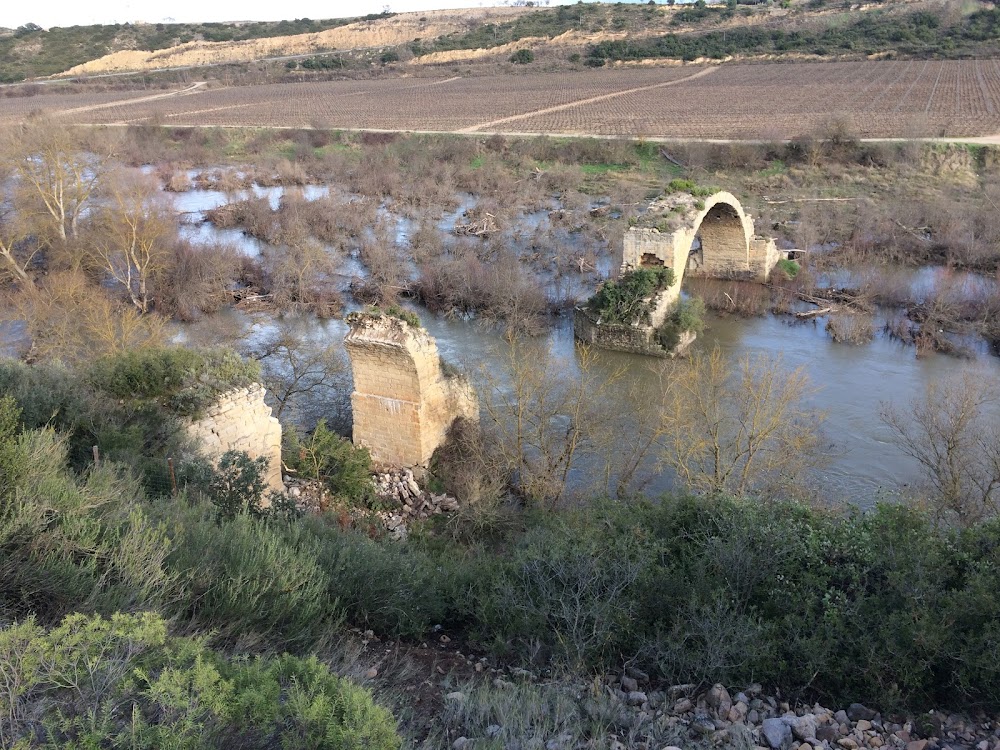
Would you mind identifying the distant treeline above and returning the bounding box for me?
[0,12,394,82]
[586,7,1000,64]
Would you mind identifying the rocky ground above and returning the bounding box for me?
[438,670,1000,750]
[285,466,460,540]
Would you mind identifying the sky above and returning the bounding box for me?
[2,0,585,30]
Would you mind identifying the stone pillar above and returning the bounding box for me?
[345,313,478,470]
[184,383,284,492]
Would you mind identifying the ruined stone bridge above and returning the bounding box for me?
[621,190,781,328]
[576,190,781,356]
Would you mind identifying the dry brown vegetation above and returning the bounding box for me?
[6,61,1000,140]
[60,8,534,76]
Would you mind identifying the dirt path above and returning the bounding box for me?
[457,67,718,133]
[54,82,207,116]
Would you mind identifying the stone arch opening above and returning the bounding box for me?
[686,201,751,278]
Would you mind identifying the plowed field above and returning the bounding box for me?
[5,60,1000,140]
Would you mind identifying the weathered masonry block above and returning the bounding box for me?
[345,313,478,470]
[184,383,284,492]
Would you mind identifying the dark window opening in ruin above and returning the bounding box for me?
[640,252,665,267]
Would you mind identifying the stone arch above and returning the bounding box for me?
[686,196,754,277]
[620,190,779,327]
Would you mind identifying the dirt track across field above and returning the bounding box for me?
[5,61,1000,141]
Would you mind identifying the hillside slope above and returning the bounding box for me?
[58,8,532,77]
[0,15,395,82]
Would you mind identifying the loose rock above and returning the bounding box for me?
[762,718,794,750]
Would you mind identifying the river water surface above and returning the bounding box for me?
[11,175,1000,506]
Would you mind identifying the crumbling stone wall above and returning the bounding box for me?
[184,383,284,492]
[345,314,478,470]
[573,307,695,358]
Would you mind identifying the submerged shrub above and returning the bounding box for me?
[655,295,706,350]
[586,267,675,325]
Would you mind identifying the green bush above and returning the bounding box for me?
[284,420,374,505]
[776,257,801,278]
[655,295,706,350]
[167,508,334,645]
[88,347,260,418]
[667,178,718,197]
[586,267,675,325]
[0,612,400,749]
[510,48,535,64]
[0,422,173,623]
[305,515,472,638]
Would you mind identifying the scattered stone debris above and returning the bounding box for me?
[284,466,461,540]
[444,670,1000,750]
[374,467,460,540]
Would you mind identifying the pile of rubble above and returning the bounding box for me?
[374,467,460,540]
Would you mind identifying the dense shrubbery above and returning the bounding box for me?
[587,8,1000,64]
[0,348,256,489]
[586,267,675,325]
[655,295,706,349]
[284,419,375,505]
[0,612,399,749]
[88,346,260,417]
[5,347,1000,718]
[6,373,1000,713]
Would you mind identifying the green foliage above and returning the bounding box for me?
[296,54,350,70]
[655,296,706,350]
[379,49,400,64]
[166,507,334,645]
[385,304,421,328]
[283,420,374,505]
[462,497,1000,711]
[776,257,801,278]
[353,304,421,329]
[305,516,467,639]
[510,48,535,64]
[475,523,642,669]
[587,7,1000,65]
[667,178,717,197]
[10,359,1000,713]
[205,449,293,522]
[88,347,260,418]
[0,426,173,623]
[586,267,675,325]
[0,612,399,749]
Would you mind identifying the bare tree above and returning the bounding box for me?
[2,120,114,243]
[11,270,165,364]
[0,193,38,283]
[88,169,174,313]
[658,347,825,498]
[480,338,625,508]
[241,318,351,429]
[881,372,1000,525]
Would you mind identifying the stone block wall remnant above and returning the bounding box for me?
[345,313,478,470]
[184,383,284,492]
